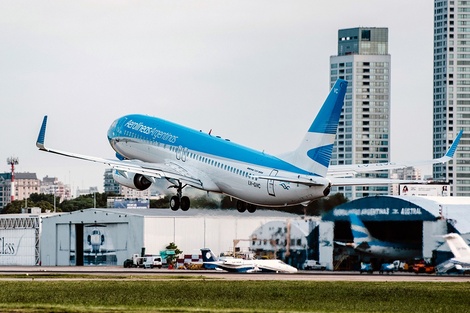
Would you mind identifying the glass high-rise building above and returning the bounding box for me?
[330,27,391,200]
[434,0,469,196]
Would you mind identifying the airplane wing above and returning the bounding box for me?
[36,116,203,187]
[328,130,463,177]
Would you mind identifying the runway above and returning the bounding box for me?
[0,266,468,282]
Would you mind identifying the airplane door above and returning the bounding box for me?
[267,169,278,197]
[75,224,84,266]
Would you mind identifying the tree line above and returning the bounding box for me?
[2,192,347,216]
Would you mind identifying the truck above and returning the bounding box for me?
[123,254,162,269]
[303,260,326,270]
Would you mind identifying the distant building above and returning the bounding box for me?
[11,173,40,201]
[103,169,120,195]
[76,186,99,197]
[40,176,72,202]
[330,27,391,200]
[0,173,12,210]
[433,1,469,196]
[390,167,422,195]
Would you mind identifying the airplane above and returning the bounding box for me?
[200,248,298,273]
[336,213,421,260]
[442,233,470,272]
[36,78,463,213]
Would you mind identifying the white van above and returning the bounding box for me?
[143,256,163,269]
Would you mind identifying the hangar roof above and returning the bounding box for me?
[48,208,300,219]
[322,195,470,234]
[100,208,301,219]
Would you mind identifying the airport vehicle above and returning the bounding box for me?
[412,259,435,274]
[359,262,373,274]
[302,260,326,270]
[36,79,462,212]
[442,233,470,273]
[392,260,408,271]
[201,248,297,273]
[123,254,162,269]
[337,214,422,260]
[379,263,396,274]
[143,256,163,269]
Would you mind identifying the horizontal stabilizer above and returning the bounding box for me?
[328,130,463,177]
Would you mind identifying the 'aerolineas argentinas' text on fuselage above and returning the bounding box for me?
[125,120,178,143]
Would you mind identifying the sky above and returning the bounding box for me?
[0,0,434,194]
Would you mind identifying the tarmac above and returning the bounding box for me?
[0,266,468,282]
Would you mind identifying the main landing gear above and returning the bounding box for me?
[168,181,190,211]
[236,200,257,213]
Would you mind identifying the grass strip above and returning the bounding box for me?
[0,280,468,312]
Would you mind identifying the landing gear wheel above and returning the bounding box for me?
[180,196,190,211]
[170,196,180,211]
[247,204,257,213]
[237,201,246,213]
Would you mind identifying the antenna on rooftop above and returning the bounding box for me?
[7,157,19,202]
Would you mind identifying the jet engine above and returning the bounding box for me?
[112,171,152,191]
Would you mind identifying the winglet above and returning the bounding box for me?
[36,116,48,150]
[445,130,463,158]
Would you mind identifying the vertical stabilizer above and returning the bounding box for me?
[200,248,218,262]
[444,233,470,259]
[283,79,347,177]
[349,214,373,246]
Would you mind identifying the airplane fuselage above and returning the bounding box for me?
[107,114,329,207]
[355,240,421,260]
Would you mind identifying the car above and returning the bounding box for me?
[143,256,163,269]
[303,260,326,270]
[359,262,373,274]
[379,263,396,274]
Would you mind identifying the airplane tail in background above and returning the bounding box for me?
[444,233,470,259]
[201,248,218,262]
[349,214,373,246]
[282,79,347,177]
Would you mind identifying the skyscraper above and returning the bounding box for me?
[330,27,391,200]
[434,0,469,196]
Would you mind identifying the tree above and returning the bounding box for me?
[165,242,182,267]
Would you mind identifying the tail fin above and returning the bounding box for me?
[444,233,470,259]
[349,214,373,245]
[200,248,218,262]
[282,79,347,177]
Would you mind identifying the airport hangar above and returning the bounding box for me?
[38,208,302,266]
[319,195,470,270]
[2,195,469,268]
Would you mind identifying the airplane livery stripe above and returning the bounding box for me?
[307,144,334,167]
[111,114,315,175]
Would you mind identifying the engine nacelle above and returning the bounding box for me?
[112,171,152,191]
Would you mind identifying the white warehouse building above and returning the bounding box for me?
[40,208,300,266]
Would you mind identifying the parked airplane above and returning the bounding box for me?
[36,78,462,212]
[443,233,470,272]
[337,213,421,260]
[200,248,298,273]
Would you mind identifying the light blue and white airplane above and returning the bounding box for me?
[338,213,421,260]
[200,248,298,273]
[36,79,462,212]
